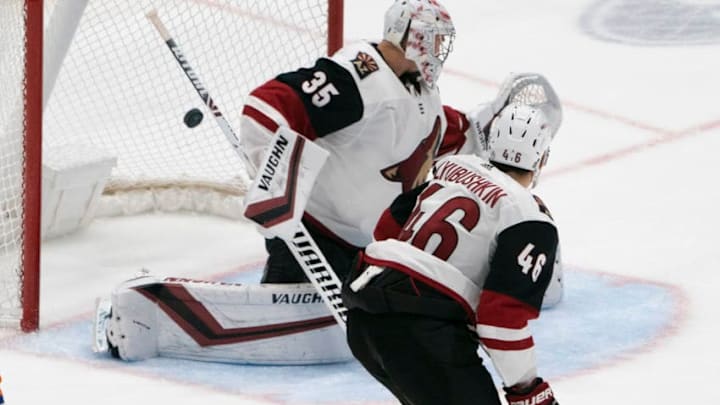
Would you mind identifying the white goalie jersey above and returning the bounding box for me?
[363,154,559,387]
[240,40,472,248]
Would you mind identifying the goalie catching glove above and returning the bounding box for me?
[504,378,559,405]
[465,72,562,157]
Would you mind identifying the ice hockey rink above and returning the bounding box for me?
[2,0,720,403]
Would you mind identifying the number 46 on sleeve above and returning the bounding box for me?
[518,243,547,282]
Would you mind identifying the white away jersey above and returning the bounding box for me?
[240,41,470,247]
[364,154,558,387]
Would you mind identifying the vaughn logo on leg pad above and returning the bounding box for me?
[272,293,323,304]
[243,126,329,241]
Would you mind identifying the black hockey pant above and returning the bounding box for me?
[347,309,502,405]
[261,224,359,283]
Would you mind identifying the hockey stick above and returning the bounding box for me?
[146,10,347,329]
[145,9,246,160]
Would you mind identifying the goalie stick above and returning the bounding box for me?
[146,10,347,329]
[145,9,247,162]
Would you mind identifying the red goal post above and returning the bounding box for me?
[0,0,343,332]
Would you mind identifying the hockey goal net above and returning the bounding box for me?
[0,0,343,331]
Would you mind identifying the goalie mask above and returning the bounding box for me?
[384,0,455,88]
[488,103,553,174]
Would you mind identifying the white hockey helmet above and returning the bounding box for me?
[488,103,553,173]
[383,0,455,87]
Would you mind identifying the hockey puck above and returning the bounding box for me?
[184,108,204,128]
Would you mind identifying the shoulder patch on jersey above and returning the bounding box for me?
[533,194,554,220]
[351,51,379,79]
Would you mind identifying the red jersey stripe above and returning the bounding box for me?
[476,290,540,329]
[242,104,279,133]
[250,79,318,140]
[480,336,535,351]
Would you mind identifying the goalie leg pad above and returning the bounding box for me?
[103,273,352,364]
[106,274,161,361]
[92,297,113,353]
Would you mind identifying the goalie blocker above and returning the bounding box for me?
[94,272,351,364]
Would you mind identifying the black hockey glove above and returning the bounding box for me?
[504,378,558,405]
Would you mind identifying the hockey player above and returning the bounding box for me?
[239,0,519,284]
[342,103,561,405]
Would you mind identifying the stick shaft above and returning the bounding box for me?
[288,223,347,326]
[146,9,242,154]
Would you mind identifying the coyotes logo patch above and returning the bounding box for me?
[351,51,379,79]
[381,117,442,192]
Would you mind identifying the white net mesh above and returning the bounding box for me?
[44,0,330,213]
[1,0,336,328]
[0,0,27,328]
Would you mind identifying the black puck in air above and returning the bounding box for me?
[184,108,204,128]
